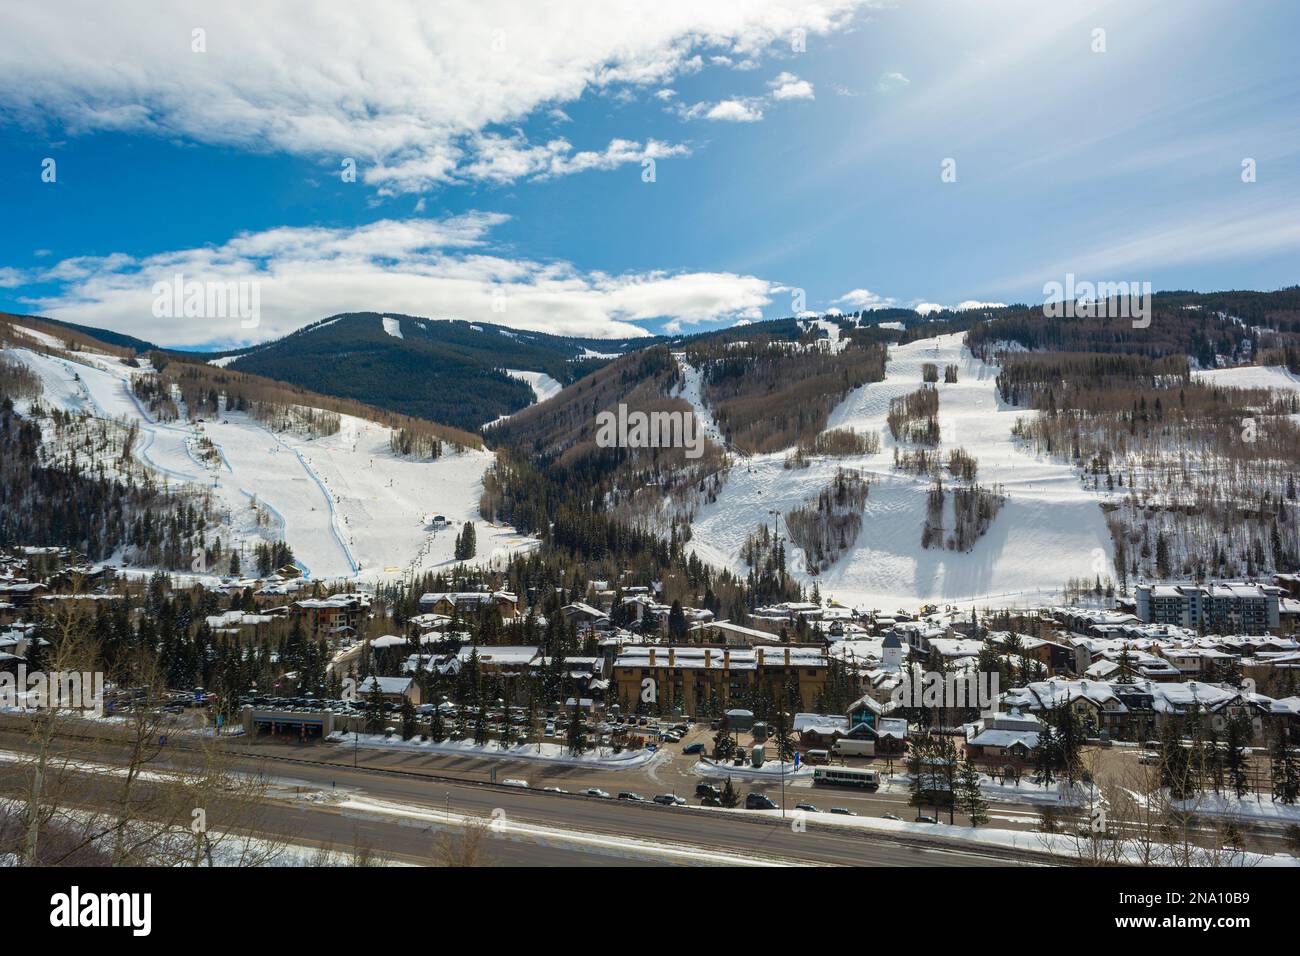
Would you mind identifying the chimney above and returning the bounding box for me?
[648,647,656,667]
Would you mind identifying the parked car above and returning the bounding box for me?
[913,815,937,824]
[653,794,687,806]
[794,803,820,813]
[744,793,778,810]
[586,788,610,798]
[502,778,529,788]
[694,782,721,798]
[700,795,721,807]
[617,791,645,802]
[1137,751,1161,765]
[830,807,857,816]
[882,812,902,821]
[542,786,569,794]
[682,742,705,755]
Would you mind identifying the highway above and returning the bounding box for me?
[0,724,1040,867]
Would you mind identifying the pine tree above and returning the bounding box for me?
[957,753,989,827]
[1225,712,1250,799]
[429,705,446,743]
[1034,722,1058,787]
[667,599,687,644]
[1054,704,1083,785]
[772,709,796,763]
[712,719,736,760]
[1270,723,1299,805]
[719,778,739,808]
[399,695,416,741]
[363,677,384,735]
[566,702,587,756]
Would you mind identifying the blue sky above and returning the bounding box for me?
[1,0,1298,348]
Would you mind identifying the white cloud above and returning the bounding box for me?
[11,213,781,347]
[678,97,766,123]
[768,72,814,101]
[834,287,898,310]
[876,71,910,94]
[705,99,766,123]
[837,289,1006,315]
[0,1,870,192]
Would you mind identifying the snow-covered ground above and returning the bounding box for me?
[3,339,534,582]
[691,757,812,780]
[1192,364,1300,392]
[325,731,659,770]
[502,368,562,404]
[672,354,727,449]
[687,333,1114,611]
[1172,792,1300,824]
[725,805,1297,866]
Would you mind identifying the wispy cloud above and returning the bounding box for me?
[875,71,910,94]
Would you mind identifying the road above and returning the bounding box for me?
[0,724,1035,867]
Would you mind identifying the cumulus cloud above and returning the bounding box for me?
[0,1,869,192]
[686,98,764,123]
[9,213,781,347]
[834,287,899,310]
[768,72,814,101]
[836,288,1006,315]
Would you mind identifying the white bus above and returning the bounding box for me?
[813,766,880,791]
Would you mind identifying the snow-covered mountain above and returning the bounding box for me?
[687,333,1116,610]
[0,321,538,582]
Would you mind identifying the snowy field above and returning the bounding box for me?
[3,338,535,583]
[687,333,1115,611]
[326,731,660,770]
[502,368,562,404]
[1192,364,1300,392]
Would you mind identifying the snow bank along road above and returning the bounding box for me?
[3,343,532,581]
[688,333,1115,610]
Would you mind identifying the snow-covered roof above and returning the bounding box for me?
[793,713,848,736]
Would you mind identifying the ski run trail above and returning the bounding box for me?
[688,332,1117,612]
[3,339,536,584]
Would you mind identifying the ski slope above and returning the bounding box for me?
[502,368,562,403]
[1192,364,1300,392]
[3,341,535,582]
[687,333,1115,611]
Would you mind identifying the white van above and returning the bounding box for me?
[831,738,875,757]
